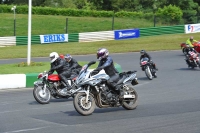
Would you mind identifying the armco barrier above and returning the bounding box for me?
[16,35,40,45]
[140,25,184,37]
[25,63,122,88]
[79,31,114,42]
[0,36,16,46]
[13,25,185,45]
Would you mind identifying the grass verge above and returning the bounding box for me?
[0,61,98,74]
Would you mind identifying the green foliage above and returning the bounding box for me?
[157,5,183,24]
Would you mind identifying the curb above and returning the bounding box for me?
[0,63,122,89]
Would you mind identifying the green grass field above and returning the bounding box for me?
[0,13,162,36]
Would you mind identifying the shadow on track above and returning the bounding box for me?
[29,98,73,105]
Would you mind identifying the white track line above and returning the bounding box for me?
[3,126,50,133]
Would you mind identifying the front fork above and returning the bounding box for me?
[77,85,90,103]
[42,83,47,93]
[85,86,90,103]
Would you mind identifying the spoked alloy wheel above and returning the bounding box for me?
[33,86,51,104]
[122,86,138,110]
[73,92,95,116]
[145,66,153,80]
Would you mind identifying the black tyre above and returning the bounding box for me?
[182,48,187,55]
[73,92,96,116]
[145,66,153,80]
[33,86,51,104]
[122,86,138,110]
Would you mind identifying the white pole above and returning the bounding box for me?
[27,0,32,65]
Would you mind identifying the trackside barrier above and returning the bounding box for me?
[16,33,79,45]
[0,36,16,46]
[79,31,114,42]
[140,25,184,37]
[0,25,184,46]
[0,74,26,89]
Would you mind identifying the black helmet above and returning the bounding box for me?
[140,50,146,55]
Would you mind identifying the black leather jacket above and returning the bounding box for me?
[140,53,152,61]
[97,56,119,77]
[68,58,82,70]
[48,58,70,75]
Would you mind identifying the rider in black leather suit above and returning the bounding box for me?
[140,50,158,70]
[93,48,122,96]
[48,52,72,90]
[64,54,82,74]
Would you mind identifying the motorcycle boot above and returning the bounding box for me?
[153,63,158,71]
[59,74,72,91]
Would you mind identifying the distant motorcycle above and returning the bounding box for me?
[180,41,200,55]
[73,61,138,116]
[33,71,81,104]
[185,51,200,69]
[140,57,157,80]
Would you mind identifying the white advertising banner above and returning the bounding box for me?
[185,24,200,34]
[40,34,68,44]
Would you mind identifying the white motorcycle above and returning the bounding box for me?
[73,61,139,116]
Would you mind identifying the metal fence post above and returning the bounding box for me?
[66,18,68,33]
[112,10,115,30]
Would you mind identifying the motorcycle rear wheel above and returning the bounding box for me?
[73,92,95,116]
[122,86,138,110]
[33,86,51,104]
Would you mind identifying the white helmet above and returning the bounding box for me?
[97,48,109,61]
[49,52,59,63]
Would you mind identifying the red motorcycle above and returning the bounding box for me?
[180,41,200,55]
[185,51,200,69]
[33,71,81,104]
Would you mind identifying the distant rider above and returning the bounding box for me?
[186,36,198,48]
[64,54,82,74]
[48,52,72,90]
[92,48,123,97]
[140,50,158,71]
[185,36,198,67]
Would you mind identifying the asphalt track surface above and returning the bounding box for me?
[0,51,200,133]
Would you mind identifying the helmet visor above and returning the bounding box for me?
[97,52,104,59]
[50,55,55,61]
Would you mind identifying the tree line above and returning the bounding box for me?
[2,0,200,23]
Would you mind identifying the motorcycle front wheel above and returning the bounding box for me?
[122,86,138,110]
[145,66,153,80]
[182,48,187,55]
[33,85,51,104]
[73,92,95,116]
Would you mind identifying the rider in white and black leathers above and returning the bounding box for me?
[48,52,72,90]
[93,48,123,95]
